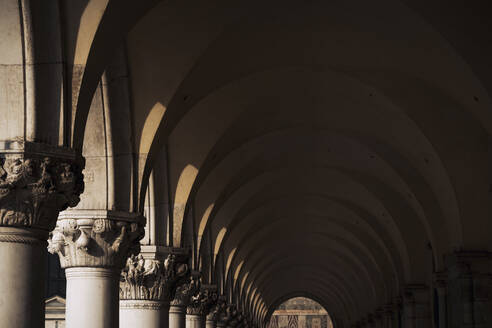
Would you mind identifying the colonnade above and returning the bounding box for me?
[1,146,492,328]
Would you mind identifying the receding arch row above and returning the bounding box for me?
[183,121,464,268]
[171,68,467,252]
[199,168,431,281]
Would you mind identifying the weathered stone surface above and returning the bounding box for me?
[187,285,218,316]
[120,253,189,302]
[171,271,201,307]
[48,210,144,269]
[0,142,84,232]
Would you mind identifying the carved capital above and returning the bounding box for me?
[231,312,244,328]
[48,210,144,269]
[171,271,201,307]
[187,285,219,315]
[209,295,228,322]
[0,143,84,232]
[119,252,189,302]
[219,304,238,327]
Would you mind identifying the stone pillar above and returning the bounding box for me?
[119,247,190,328]
[374,309,384,328]
[382,304,396,328]
[445,251,492,328]
[48,210,144,328]
[433,272,447,328]
[367,314,376,328]
[0,143,84,328]
[187,285,219,328]
[170,271,202,328]
[402,285,431,328]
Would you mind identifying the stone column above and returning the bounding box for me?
[433,272,447,328]
[0,143,84,328]
[48,209,144,328]
[374,309,384,328]
[367,314,376,328]
[187,285,219,328]
[445,251,492,328]
[119,247,190,328]
[402,285,431,328]
[381,304,395,328]
[170,271,202,328]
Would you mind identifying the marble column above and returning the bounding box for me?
[48,209,144,328]
[119,247,190,328]
[402,285,431,328]
[0,143,84,328]
[187,285,219,328]
[445,251,492,328]
[170,271,202,328]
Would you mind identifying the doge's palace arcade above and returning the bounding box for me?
[1,1,492,328]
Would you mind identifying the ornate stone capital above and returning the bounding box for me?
[220,304,238,327]
[48,210,144,269]
[0,142,84,232]
[187,285,218,316]
[119,251,189,302]
[171,271,201,307]
[209,295,228,322]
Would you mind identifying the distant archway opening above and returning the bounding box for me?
[267,297,333,328]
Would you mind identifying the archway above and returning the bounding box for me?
[267,297,333,328]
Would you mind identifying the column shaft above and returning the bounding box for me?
[206,319,218,328]
[65,267,119,328]
[171,305,187,328]
[187,314,205,328]
[0,228,47,328]
[120,300,169,328]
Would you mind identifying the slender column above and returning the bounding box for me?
[402,285,431,328]
[433,272,447,328]
[382,304,395,328]
[206,317,218,328]
[367,314,376,328]
[445,251,492,328]
[170,271,201,328]
[49,210,144,328]
[374,309,384,328]
[0,143,84,328]
[119,247,190,328]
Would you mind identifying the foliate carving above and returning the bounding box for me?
[219,304,238,327]
[0,155,84,231]
[171,272,201,307]
[119,253,189,302]
[48,215,144,269]
[187,287,219,315]
[208,296,227,321]
[229,310,243,328]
